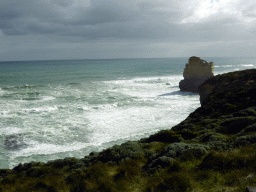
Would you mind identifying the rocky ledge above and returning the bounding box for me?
[1,69,256,192]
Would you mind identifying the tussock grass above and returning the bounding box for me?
[1,145,256,192]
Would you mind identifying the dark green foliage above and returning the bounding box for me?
[167,161,183,173]
[177,130,200,140]
[98,141,145,163]
[233,107,256,117]
[159,143,208,159]
[47,157,84,169]
[26,166,56,177]
[180,147,208,161]
[33,181,48,189]
[198,151,245,171]
[144,143,208,173]
[70,181,87,192]
[145,156,175,172]
[237,123,256,136]
[216,116,256,134]
[142,130,183,143]
[114,160,143,181]
[154,173,192,192]
[47,186,58,192]
[195,170,212,181]
[84,163,109,181]
[198,132,224,143]
[65,169,86,184]
[234,135,256,147]
[1,174,17,184]
[220,103,237,114]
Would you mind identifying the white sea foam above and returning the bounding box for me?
[23,106,58,113]
[39,96,56,101]
[240,64,254,67]
[12,142,97,157]
[0,127,23,135]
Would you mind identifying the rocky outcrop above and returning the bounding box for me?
[198,69,256,106]
[179,56,214,93]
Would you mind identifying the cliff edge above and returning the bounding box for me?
[1,69,256,192]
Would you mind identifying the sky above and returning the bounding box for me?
[0,0,256,61]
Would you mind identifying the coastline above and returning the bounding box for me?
[1,69,256,191]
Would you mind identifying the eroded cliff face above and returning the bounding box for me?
[179,56,214,93]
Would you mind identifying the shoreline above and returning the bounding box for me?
[1,68,256,191]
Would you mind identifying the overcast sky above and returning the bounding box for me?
[0,0,255,61]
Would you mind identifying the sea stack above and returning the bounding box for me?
[179,56,214,93]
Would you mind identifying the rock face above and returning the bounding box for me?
[179,56,214,93]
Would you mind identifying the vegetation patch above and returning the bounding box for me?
[141,130,183,143]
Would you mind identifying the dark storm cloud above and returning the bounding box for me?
[0,0,184,39]
[0,0,256,60]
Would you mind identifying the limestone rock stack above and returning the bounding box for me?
[179,56,214,93]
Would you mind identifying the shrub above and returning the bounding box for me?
[180,147,208,161]
[235,135,256,147]
[142,130,183,143]
[47,157,84,169]
[154,173,192,192]
[70,181,87,192]
[159,143,208,159]
[237,123,256,136]
[167,161,183,173]
[65,169,86,184]
[220,103,237,114]
[198,151,245,171]
[145,156,175,171]
[177,130,200,140]
[26,166,56,177]
[114,159,143,181]
[84,163,109,180]
[216,116,256,134]
[98,141,145,163]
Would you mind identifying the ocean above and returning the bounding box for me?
[0,57,255,169]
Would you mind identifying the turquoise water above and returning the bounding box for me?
[0,57,255,168]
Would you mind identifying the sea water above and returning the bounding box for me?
[0,57,255,169]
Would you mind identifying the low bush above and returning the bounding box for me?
[142,130,183,143]
[216,116,256,134]
[154,173,192,192]
[98,141,145,163]
[167,161,183,173]
[159,142,208,160]
[114,159,143,181]
[198,151,245,171]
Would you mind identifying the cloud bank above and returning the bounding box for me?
[0,0,255,61]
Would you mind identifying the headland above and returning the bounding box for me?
[1,69,256,191]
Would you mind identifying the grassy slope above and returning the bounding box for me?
[1,69,256,192]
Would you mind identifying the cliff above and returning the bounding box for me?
[1,69,256,192]
[179,56,214,93]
